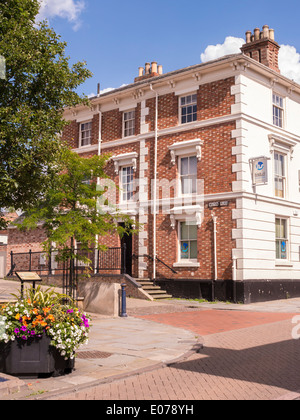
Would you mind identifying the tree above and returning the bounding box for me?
[16,148,134,265]
[0,0,92,228]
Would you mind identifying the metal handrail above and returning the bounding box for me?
[133,253,177,275]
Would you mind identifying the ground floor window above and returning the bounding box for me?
[120,166,134,202]
[276,217,288,260]
[179,221,197,261]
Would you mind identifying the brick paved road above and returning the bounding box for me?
[53,310,300,401]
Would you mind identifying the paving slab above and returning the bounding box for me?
[1,279,300,400]
[0,281,203,400]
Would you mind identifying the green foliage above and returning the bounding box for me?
[0,0,92,228]
[12,285,69,307]
[16,149,135,263]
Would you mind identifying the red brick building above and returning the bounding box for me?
[5,26,300,303]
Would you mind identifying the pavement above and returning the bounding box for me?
[0,279,300,400]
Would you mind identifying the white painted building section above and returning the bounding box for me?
[232,69,300,282]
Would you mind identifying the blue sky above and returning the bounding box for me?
[38,0,300,97]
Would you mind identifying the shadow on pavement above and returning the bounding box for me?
[171,337,300,394]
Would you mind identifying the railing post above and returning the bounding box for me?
[10,251,13,275]
[120,283,128,317]
[122,243,126,274]
[97,249,100,274]
[29,249,32,272]
[48,248,52,275]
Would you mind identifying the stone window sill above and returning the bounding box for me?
[173,261,200,268]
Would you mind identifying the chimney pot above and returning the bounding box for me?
[138,67,144,77]
[158,64,163,75]
[263,25,269,38]
[269,28,275,41]
[245,31,252,43]
[254,27,260,41]
[151,61,158,74]
[145,62,151,75]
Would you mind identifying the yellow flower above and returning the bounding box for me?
[15,313,21,320]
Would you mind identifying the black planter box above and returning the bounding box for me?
[0,334,75,379]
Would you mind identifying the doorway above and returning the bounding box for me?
[119,224,133,276]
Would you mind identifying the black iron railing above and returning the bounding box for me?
[8,245,127,277]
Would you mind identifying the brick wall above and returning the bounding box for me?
[6,227,46,273]
[9,74,237,284]
[101,109,122,143]
[61,120,79,149]
[145,77,235,131]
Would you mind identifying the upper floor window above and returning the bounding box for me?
[274,152,286,198]
[180,156,197,195]
[80,121,92,147]
[123,110,135,138]
[180,94,197,125]
[273,94,284,128]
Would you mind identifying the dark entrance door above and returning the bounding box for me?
[120,224,133,276]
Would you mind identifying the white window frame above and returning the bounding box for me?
[178,221,198,262]
[120,165,134,203]
[274,151,287,199]
[179,155,198,196]
[179,93,197,125]
[269,134,297,201]
[79,121,92,147]
[273,93,284,128]
[123,110,135,138]
[275,217,289,261]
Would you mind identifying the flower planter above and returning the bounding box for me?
[0,334,75,379]
[0,286,90,379]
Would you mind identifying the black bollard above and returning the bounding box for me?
[120,283,128,318]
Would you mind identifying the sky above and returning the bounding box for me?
[37,0,300,97]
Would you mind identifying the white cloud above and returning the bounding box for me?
[88,84,129,98]
[37,0,85,30]
[278,45,300,84]
[200,36,245,63]
[200,36,300,84]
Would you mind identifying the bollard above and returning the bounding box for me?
[120,283,128,318]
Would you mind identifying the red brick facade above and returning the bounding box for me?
[4,66,238,292]
[82,76,237,282]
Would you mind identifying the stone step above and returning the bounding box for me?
[142,285,161,290]
[138,281,153,286]
[134,278,172,300]
[146,288,167,294]
[153,294,173,300]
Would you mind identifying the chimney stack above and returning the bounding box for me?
[240,25,280,74]
[134,61,163,82]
